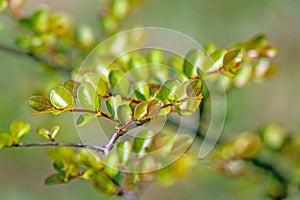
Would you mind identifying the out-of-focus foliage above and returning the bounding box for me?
[1,0,299,200]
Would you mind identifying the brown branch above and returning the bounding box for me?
[6,118,151,156]
[104,118,151,154]
[11,141,106,153]
[0,43,72,74]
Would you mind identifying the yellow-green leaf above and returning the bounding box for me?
[0,131,10,149]
[9,119,31,144]
[91,172,120,195]
[36,127,51,140]
[117,140,132,166]
[45,174,67,185]
[186,79,203,97]
[76,113,96,127]
[117,104,132,124]
[108,70,130,96]
[63,80,80,96]
[183,49,205,78]
[156,79,179,104]
[77,83,100,111]
[128,55,149,81]
[29,96,53,111]
[133,101,148,120]
[222,49,243,77]
[82,73,108,97]
[133,81,150,101]
[50,86,73,109]
[106,95,122,118]
[103,152,120,178]
[175,97,201,116]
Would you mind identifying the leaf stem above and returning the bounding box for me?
[71,109,115,121]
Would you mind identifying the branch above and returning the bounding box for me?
[0,43,72,74]
[5,118,151,155]
[104,118,151,154]
[11,141,106,153]
[249,158,288,183]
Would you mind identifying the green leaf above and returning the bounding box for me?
[147,99,162,118]
[175,97,201,116]
[29,96,53,111]
[244,34,268,50]
[133,101,148,120]
[233,62,253,87]
[103,152,120,178]
[9,119,31,144]
[186,79,203,97]
[128,56,149,81]
[147,62,164,89]
[36,127,51,140]
[168,55,184,73]
[63,80,80,96]
[159,106,171,116]
[50,86,73,109]
[117,104,132,124]
[50,126,60,140]
[174,81,189,101]
[204,49,227,71]
[77,83,100,111]
[77,149,104,170]
[45,174,67,185]
[106,95,122,118]
[30,9,49,33]
[183,49,205,78]
[108,70,130,96]
[146,50,163,64]
[0,131,10,149]
[117,140,132,166]
[156,79,180,104]
[75,25,95,47]
[91,172,120,195]
[111,0,129,20]
[133,81,150,101]
[222,49,243,77]
[82,73,108,97]
[76,113,96,127]
[260,124,286,150]
[133,130,154,155]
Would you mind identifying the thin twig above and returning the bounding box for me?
[0,43,72,74]
[6,118,151,156]
[11,141,106,153]
[104,118,151,154]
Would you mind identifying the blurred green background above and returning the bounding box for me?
[0,0,300,199]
